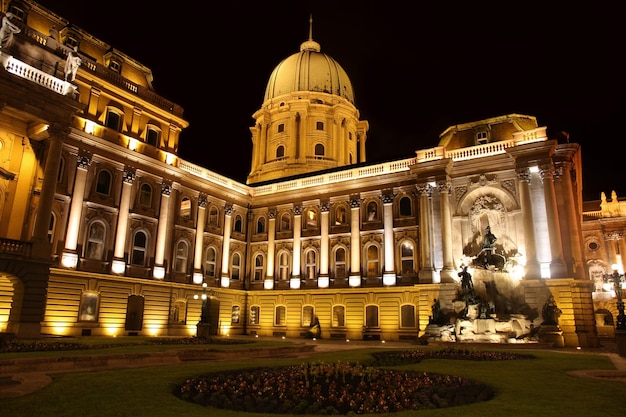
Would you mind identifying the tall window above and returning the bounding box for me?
[365,305,379,328]
[231,252,241,280]
[57,156,65,183]
[256,217,266,233]
[400,241,415,275]
[277,123,285,133]
[306,208,317,228]
[180,197,191,219]
[105,109,122,130]
[335,206,347,225]
[278,251,290,280]
[399,196,412,216]
[234,215,243,233]
[366,245,380,277]
[170,300,186,324]
[280,213,291,231]
[146,125,161,147]
[275,306,286,326]
[95,170,112,195]
[174,240,189,273]
[204,247,217,278]
[302,305,314,327]
[250,305,260,325]
[138,183,152,207]
[304,249,317,280]
[254,254,264,281]
[332,305,345,327]
[208,205,219,227]
[86,221,106,260]
[314,143,324,158]
[316,121,324,130]
[130,230,147,266]
[366,201,378,221]
[276,145,285,159]
[400,304,416,328]
[334,247,346,278]
[231,306,241,324]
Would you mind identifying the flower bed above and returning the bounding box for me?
[175,348,535,415]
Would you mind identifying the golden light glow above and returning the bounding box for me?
[165,152,176,165]
[84,120,96,135]
[111,259,125,274]
[264,279,274,289]
[61,252,78,268]
[153,266,165,279]
[128,138,139,151]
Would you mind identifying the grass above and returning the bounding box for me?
[1,337,625,416]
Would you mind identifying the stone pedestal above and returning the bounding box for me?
[615,330,626,357]
[197,322,211,339]
[538,325,564,347]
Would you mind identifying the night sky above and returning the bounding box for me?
[34,1,626,202]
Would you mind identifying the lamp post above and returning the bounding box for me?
[194,282,216,337]
[603,265,626,331]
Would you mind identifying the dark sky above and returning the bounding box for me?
[34,1,626,202]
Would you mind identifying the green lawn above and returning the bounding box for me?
[1,338,625,417]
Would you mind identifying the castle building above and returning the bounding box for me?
[0,1,621,346]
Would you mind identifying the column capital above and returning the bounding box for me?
[320,201,330,212]
[161,181,172,196]
[122,168,136,184]
[382,191,395,204]
[47,122,71,138]
[516,168,531,183]
[224,203,233,216]
[350,197,361,209]
[198,194,208,208]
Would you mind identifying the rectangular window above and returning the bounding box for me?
[332,305,345,327]
[231,306,240,324]
[302,306,314,327]
[277,123,285,133]
[275,306,286,326]
[250,306,260,325]
[400,305,416,328]
[316,121,324,130]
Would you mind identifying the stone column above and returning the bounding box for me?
[554,162,585,278]
[32,124,67,257]
[193,195,207,283]
[349,197,361,286]
[319,202,330,287]
[517,168,541,279]
[220,204,233,286]
[540,164,567,278]
[382,191,396,285]
[438,180,455,282]
[265,209,276,289]
[417,184,436,283]
[64,154,90,252]
[153,182,172,279]
[291,206,302,287]
[111,168,135,274]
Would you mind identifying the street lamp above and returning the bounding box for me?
[194,282,216,325]
[603,264,626,330]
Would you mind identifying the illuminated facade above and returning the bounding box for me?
[0,1,620,347]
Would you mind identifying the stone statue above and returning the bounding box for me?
[541,295,562,325]
[0,12,21,49]
[64,46,82,82]
[430,298,442,325]
[458,266,473,292]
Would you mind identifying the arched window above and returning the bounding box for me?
[85,221,106,260]
[256,217,266,233]
[335,205,347,225]
[208,205,219,227]
[332,305,345,327]
[145,124,161,147]
[366,244,380,277]
[334,247,347,279]
[276,145,285,159]
[231,305,241,324]
[280,213,291,231]
[366,201,378,221]
[254,253,264,281]
[400,304,416,328]
[400,240,415,275]
[138,183,152,207]
[105,108,123,131]
[204,246,217,278]
[365,305,379,328]
[95,170,112,195]
[174,240,189,273]
[233,214,243,233]
[249,305,260,325]
[314,143,324,158]
[305,208,317,228]
[275,305,286,326]
[170,299,187,324]
[278,251,290,280]
[304,249,317,279]
[180,197,191,219]
[130,230,147,266]
[302,305,315,327]
[399,196,412,216]
[231,252,241,280]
